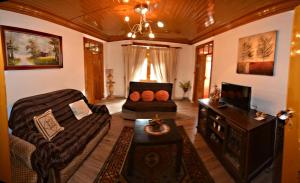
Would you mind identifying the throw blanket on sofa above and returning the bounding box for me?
[9,89,111,182]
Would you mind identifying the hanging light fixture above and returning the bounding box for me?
[125,1,165,39]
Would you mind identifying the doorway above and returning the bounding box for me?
[83,38,104,104]
[193,41,214,103]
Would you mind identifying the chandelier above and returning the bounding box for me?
[124,2,164,39]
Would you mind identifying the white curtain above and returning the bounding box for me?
[149,47,178,97]
[123,46,147,96]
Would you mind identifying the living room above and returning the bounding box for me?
[0,0,300,183]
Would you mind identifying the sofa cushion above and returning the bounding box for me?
[129,91,140,102]
[155,90,169,101]
[141,90,154,102]
[122,100,177,112]
[33,109,64,141]
[69,99,92,120]
[128,82,173,98]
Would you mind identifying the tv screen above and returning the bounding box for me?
[221,82,251,110]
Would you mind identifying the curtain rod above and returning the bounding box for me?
[121,42,182,49]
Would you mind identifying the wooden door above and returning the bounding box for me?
[193,42,214,103]
[193,54,206,102]
[84,38,104,104]
[281,5,300,183]
[0,28,12,182]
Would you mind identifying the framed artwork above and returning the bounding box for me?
[1,26,63,70]
[237,31,277,76]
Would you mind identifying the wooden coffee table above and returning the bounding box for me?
[127,119,183,175]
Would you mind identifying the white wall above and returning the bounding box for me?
[194,11,294,115]
[0,10,105,114]
[1,9,293,116]
[105,40,194,99]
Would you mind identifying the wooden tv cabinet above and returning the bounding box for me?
[197,99,276,183]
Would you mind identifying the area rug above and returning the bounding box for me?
[112,112,193,121]
[94,126,214,183]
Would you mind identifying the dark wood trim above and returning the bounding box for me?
[0,1,109,41]
[1,25,63,70]
[122,42,182,49]
[191,0,300,44]
[133,42,170,48]
[109,36,192,45]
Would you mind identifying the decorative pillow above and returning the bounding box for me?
[141,90,154,102]
[129,91,140,102]
[155,90,170,101]
[33,109,64,141]
[69,99,93,120]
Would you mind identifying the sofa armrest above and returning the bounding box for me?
[10,134,36,170]
[89,104,110,114]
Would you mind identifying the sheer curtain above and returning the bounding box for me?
[149,47,178,97]
[123,46,147,96]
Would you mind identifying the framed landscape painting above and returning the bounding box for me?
[1,26,63,70]
[237,31,277,76]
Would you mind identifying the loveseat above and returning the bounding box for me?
[9,89,111,183]
[122,82,177,119]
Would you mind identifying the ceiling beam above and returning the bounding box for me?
[122,42,182,48]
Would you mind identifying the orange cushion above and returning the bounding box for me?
[155,90,169,101]
[129,91,140,102]
[141,90,154,102]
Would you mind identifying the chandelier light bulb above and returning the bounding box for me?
[145,22,150,28]
[132,34,136,38]
[149,32,155,39]
[127,32,133,38]
[157,21,164,28]
[124,16,130,22]
[122,0,129,3]
[141,8,148,15]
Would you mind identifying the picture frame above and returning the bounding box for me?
[1,26,63,70]
[237,31,277,76]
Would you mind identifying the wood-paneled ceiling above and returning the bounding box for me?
[0,0,299,44]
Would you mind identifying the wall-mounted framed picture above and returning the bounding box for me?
[237,31,277,76]
[1,26,63,70]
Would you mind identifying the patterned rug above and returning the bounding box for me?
[94,126,214,183]
[112,112,193,121]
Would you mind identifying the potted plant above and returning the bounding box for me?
[179,81,191,100]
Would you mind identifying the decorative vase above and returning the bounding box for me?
[106,69,115,99]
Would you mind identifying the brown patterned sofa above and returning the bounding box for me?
[122,82,177,119]
[9,89,111,183]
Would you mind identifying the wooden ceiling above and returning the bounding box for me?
[0,0,299,44]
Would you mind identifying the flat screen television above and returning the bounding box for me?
[221,82,251,110]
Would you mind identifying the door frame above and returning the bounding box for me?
[281,5,300,183]
[0,28,12,182]
[193,41,214,102]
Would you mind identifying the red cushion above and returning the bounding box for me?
[129,91,140,102]
[141,90,154,102]
[155,90,169,101]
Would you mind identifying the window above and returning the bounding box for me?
[135,50,157,82]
